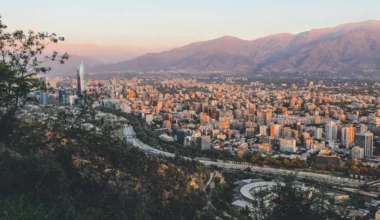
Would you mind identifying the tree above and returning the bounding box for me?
[253,173,350,220]
[0,16,212,220]
[0,16,68,140]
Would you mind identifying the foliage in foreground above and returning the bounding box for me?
[0,102,212,219]
[0,16,212,219]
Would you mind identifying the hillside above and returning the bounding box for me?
[0,102,213,219]
[96,20,380,73]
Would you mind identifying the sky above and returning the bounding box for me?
[2,0,380,57]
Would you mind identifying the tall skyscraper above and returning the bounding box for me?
[355,132,373,157]
[77,62,86,96]
[324,121,337,141]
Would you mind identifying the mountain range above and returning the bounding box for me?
[51,20,380,74]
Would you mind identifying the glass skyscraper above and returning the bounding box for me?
[77,62,86,96]
[355,132,373,157]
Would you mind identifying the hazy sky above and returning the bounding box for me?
[2,0,380,51]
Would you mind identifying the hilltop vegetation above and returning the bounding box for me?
[0,17,213,220]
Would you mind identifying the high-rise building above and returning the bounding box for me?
[351,146,364,159]
[176,129,192,146]
[355,132,373,157]
[41,92,48,105]
[304,137,312,149]
[208,106,218,119]
[341,126,355,146]
[282,128,298,140]
[58,90,66,103]
[200,136,211,151]
[259,125,267,136]
[245,128,255,138]
[279,138,297,153]
[257,109,272,125]
[77,62,86,96]
[313,127,323,139]
[39,77,48,91]
[324,121,337,141]
[369,118,380,132]
[270,124,282,138]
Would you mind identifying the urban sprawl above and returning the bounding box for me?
[31,63,380,219]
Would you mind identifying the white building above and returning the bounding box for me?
[325,121,337,141]
[279,138,297,153]
[314,127,323,139]
[200,136,211,151]
[351,146,364,159]
[69,95,78,106]
[145,113,154,124]
[280,145,297,153]
[259,125,267,136]
[311,141,325,150]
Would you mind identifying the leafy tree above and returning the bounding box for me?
[253,173,366,220]
[0,16,68,140]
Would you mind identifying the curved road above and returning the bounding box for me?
[125,127,362,188]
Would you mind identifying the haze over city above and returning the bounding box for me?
[3,0,380,62]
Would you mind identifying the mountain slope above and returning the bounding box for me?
[44,55,104,75]
[97,20,380,73]
[262,20,380,72]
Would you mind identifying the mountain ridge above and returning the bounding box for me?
[93,20,380,73]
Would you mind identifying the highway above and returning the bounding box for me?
[124,126,363,188]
